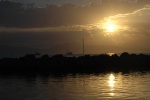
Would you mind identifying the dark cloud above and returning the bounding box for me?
[9,0,102,6]
[0,0,150,28]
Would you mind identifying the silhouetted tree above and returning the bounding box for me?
[120,52,130,58]
[41,54,49,60]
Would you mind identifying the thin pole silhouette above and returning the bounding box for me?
[82,38,84,56]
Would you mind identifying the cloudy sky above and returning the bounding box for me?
[9,0,105,6]
[0,0,150,58]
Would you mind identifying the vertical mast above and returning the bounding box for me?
[82,38,84,56]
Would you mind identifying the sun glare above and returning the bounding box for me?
[108,74,115,88]
[102,19,119,33]
[107,73,116,97]
[107,24,115,32]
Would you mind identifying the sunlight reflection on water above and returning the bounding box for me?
[108,74,115,97]
[108,74,115,88]
[0,72,150,100]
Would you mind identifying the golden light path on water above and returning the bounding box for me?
[108,74,115,96]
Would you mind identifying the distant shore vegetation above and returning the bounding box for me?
[0,52,150,74]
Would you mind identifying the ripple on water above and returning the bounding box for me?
[0,72,150,100]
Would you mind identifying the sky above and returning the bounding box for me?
[9,0,103,6]
[0,0,150,58]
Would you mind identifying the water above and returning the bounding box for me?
[0,72,150,100]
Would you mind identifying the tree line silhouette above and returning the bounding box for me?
[0,52,150,74]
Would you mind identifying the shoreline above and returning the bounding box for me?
[0,52,150,74]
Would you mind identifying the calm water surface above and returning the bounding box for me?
[0,72,150,100]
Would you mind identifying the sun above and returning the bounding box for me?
[102,19,118,33]
[107,24,116,32]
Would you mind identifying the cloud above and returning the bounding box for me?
[0,25,98,34]
[0,27,70,33]
[1,3,150,39]
[2,4,150,39]
[0,0,149,28]
[101,5,150,34]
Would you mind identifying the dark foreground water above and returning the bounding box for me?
[0,72,150,100]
